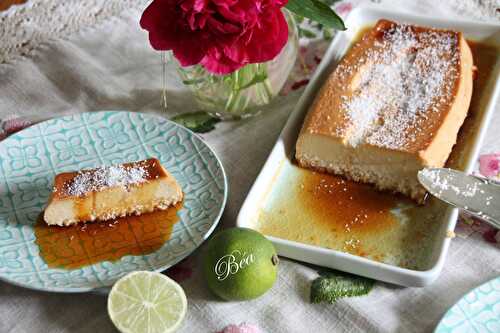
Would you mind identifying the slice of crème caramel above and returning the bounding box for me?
[296,19,474,202]
[44,158,183,226]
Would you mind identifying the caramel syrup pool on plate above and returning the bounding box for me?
[256,37,499,269]
[35,203,182,269]
[256,165,429,266]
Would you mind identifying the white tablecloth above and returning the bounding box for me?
[0,1,499,332]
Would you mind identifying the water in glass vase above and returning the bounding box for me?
[173,10,299,120]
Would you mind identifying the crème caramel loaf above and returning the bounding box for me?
[296,19,474,202]
[44,158,183,226]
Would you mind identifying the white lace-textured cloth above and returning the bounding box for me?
[1,1,499,332]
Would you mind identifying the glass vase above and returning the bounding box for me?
[173,10,299,120]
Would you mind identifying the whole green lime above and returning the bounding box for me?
[202,227,279,301]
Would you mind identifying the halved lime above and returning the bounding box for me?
[107,271,187,333]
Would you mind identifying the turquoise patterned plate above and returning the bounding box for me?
[436,277,500,332]
[0,111,227,292]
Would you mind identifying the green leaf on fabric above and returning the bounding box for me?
[286,0,346,31]
[310,270,375,304]
[171,111,219,133]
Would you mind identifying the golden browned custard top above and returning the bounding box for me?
[53,158,168,198]
[302,19,465,153]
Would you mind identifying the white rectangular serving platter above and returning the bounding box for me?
[237,6,500,287]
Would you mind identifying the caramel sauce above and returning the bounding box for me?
[257,34,499,269]
[297,171,398,235]
[257,163,413,262]
[35,203,182,269]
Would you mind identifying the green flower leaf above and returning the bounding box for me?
[286,0,346,31]
[171,111,219,133]
[310,270,375,304]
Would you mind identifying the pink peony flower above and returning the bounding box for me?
[140,0,289,75]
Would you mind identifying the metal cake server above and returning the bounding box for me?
[418,168,500,229]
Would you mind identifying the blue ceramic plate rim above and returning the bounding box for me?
[0,111,228,293]
[435,276,500,332]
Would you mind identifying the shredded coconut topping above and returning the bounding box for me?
[65,163,149,196]
[337,23,460,149]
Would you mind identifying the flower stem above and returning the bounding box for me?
[161,52,168,111]
[225,71,242,113]
[260,64,273,100]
